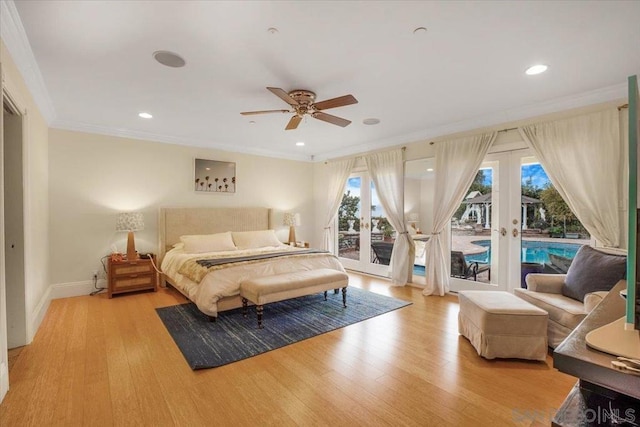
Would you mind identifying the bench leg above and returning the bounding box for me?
[257,305,264,329]
[207,315,217,322]
[334,288,339,294]
[242,297,248,317]
[324,290,328,301]
[342,287,347,308]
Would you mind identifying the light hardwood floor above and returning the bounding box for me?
[0,272,575,426]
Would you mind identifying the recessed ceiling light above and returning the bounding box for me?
[363,118,380,125]
[427,168,434,172]
[138,112,153,119]
[296,142,305,146]
[525,64,548,75]
[267,27,279,34]
[249,120,256,125]
[153,50,186,68]
[413,27,427,35]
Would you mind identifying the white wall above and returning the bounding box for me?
[1,38,50,401]
[48,129,315,285]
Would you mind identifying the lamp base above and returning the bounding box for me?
[288,226,296,245]
[126,231,138,260]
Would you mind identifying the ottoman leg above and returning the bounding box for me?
[242,297,248,317]
[342,287,347,308]
[324,290,328,301]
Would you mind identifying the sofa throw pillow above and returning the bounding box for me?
[561,245,626,302]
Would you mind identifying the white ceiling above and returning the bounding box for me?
[4,0,640,161]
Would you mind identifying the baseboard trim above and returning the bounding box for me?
[29,280,106,342]
[49,279,104,299]
[0,361,8,403]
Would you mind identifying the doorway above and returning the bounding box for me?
[336,172,394,276]
[448,149,588,292]
[3,95,27,350]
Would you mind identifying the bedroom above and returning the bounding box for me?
[2,0,640,424]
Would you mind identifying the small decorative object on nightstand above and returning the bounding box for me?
[108,254,158,298]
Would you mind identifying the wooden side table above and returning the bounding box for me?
[108,255,158,298]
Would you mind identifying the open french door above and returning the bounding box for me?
[336,172,393,277]
[449,149,534,292]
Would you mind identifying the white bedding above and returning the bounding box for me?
[161,244,346,316]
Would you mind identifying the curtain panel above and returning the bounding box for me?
[423,133,496,296]
[519,108,623,247]
[365,149,414,285]
[322,158,356,252]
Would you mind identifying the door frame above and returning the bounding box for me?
[449,148,534,292]
[336,171,391,277]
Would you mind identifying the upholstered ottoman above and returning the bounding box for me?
[458,291,548,361]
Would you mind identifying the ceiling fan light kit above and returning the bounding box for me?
[241,87,358,130]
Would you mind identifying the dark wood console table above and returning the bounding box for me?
[552,281,640,426]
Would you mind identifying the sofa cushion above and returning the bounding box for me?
[561,245,626,302]
[514,288,587,330]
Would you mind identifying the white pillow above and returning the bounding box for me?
[232,230,281,250]
[180,232,237,253]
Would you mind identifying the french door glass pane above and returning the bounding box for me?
[450,167,493,283]
[338,177,361,260]
[370,182,394,265]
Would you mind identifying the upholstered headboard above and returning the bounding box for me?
[158,207,272,262]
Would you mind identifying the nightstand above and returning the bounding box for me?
[108,255,158,298]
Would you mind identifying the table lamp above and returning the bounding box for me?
[408,213,420,233]
[116,212,144,260]
[283,212,301,245]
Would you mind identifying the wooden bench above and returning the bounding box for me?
[240,268,349,328]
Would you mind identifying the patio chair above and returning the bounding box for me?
[450,251,490,281]
[371,241,393,265]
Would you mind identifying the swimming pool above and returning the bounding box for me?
[465,240,582,264]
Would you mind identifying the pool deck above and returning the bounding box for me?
[451,234,590,255]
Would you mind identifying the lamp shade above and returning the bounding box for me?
[116,212,144,232]
[283,212,301,227]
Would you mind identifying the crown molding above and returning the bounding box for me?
[312,82,628,162]
[0,0,56,124]
[50,119,314,162]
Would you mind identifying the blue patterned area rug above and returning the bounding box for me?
[156,287,411,370]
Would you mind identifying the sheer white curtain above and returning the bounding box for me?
[322,158,356,252]
[519,109,623,247]
[365,149,413,285]
[423,133,496,296]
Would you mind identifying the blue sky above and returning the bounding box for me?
[346,163,550,217]
[482,163,550,188]
[521,163,550,188]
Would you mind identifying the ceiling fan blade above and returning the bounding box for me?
[285,115,302,130]
[312,112,351,127]
[313,94,358,111]
[240,109,291,115]
[267,87,299,106]
[240,110,293,116]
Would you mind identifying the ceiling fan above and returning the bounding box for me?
[241,87,358,130]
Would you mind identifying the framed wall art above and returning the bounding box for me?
[194,158,236,193]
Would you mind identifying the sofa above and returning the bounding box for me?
[514,245,626,348]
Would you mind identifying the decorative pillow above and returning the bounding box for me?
[179,232,237,253]
[232,230,282,250]
[561,245,626,302]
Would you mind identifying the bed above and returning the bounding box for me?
[158,207,346,318]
